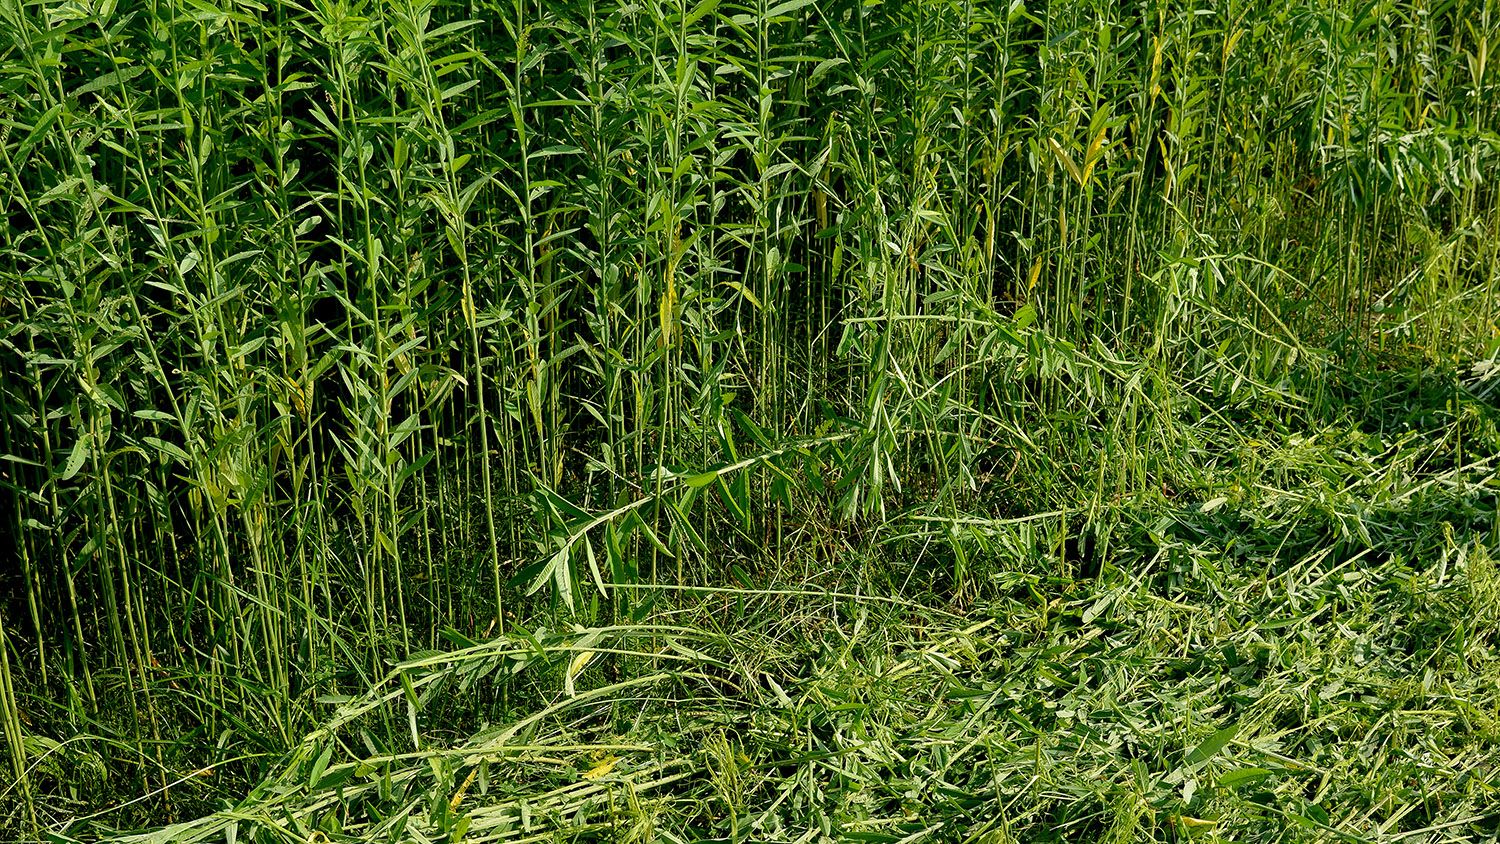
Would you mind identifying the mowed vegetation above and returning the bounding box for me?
[1,0,1499,839]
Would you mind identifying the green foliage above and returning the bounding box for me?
[0,0,1497,838]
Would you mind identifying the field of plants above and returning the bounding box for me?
[1,0,1498,840]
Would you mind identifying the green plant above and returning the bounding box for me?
[1,0,1497,838]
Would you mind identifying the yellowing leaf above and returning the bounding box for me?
[581,754,617,781]
[449,766,478,813]
[1048,137,1083,186]
[567,649,595,678]
[1224,27,1245,64]
[659,274,678,347]
[1081,124,1108,185]
[565,650,594,697]
[723,280,762,310]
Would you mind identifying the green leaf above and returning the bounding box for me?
[527,546,566,593]
[666,501,708,555]
[581,537,607,596]
[1218,767,1272,789]
[730,408,774,449]
[398,670,419,708]
[1186,722,1240,765]
[19,103,64,160]
[309,744,333,789]
[72,65,146,97]
[627,511,674,558]
[1301,801,1329,825]
[61,434,91,481]
[684,470,720,488]
[605,522,628,584]
[143,436,191,463]
[536,485,590,522]
[764,0,816,19]
[722,280,762,310]
[528,546,575,610]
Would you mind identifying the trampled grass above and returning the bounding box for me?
[1,0,1498,840]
